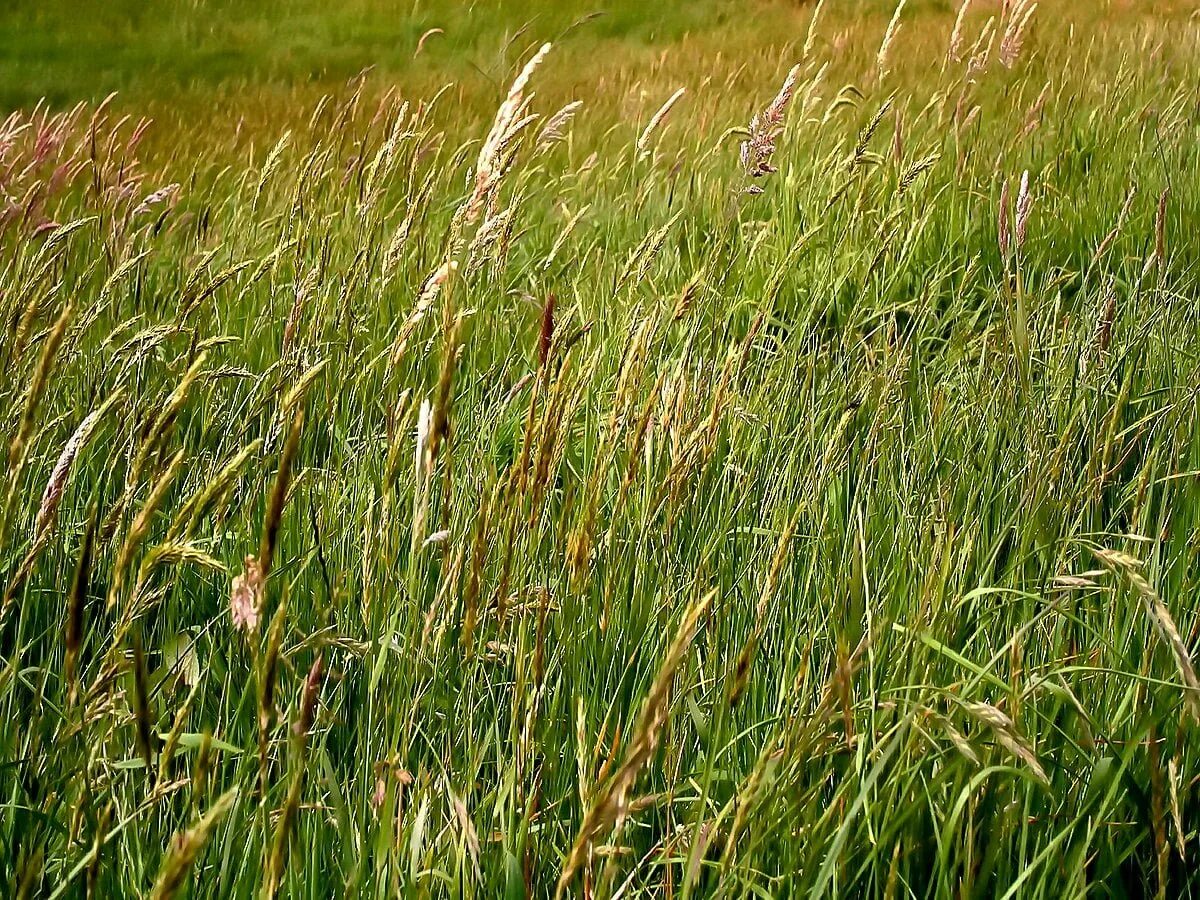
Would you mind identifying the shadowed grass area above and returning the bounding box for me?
[2,0,1200,897]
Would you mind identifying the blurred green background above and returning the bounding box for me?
[0,0,798,107]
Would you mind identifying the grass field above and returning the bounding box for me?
[2,0,1200,896]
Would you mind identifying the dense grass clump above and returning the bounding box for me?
[2,0,1200,896]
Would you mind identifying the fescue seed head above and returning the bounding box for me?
[898,152,939,194]
[963,701,1049,784]
[854,98,893,164]
[1020,81,1051,139]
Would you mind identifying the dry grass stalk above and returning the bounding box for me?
[107,449,186,611]
[965,15,997,79]
[556,588,714,896]
[1014,169,1033,251]
[1094,548,1200,722]
[256,597,287,797]
[34,393,120,535]
[132,182,180,218]
[388,260,455,365]
[1084,282,1118,375]
[4,297,75,525]
[149,789,238,900]
[1092,183,1137,264]
[259,409,303,577]
[962,701,1049,784]
[803,0,827,59]
[449,787,482,880]
[0,391,121,616]
[464,204,514,276]
[1020,81,1051,139]
[637,87,686,159]
[131,635,157,783]
[926,708,980,764]
[414,27,443,56]
[64,502,99,706]
[877,0,908,77]
[1154,187,1168,265]
[948,0,974,62]
[728,515,799,707]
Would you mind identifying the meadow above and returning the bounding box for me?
[2,0,1200,896]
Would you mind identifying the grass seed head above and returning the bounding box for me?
[948,0,974,62]
[230,555,264,634]
[637,87,686,159]
[149,789,238,900]
[740,64,801,182]
[999,0,1038,68]
[877,0,908,76]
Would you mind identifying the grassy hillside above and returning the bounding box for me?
[2,0,1200,896]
